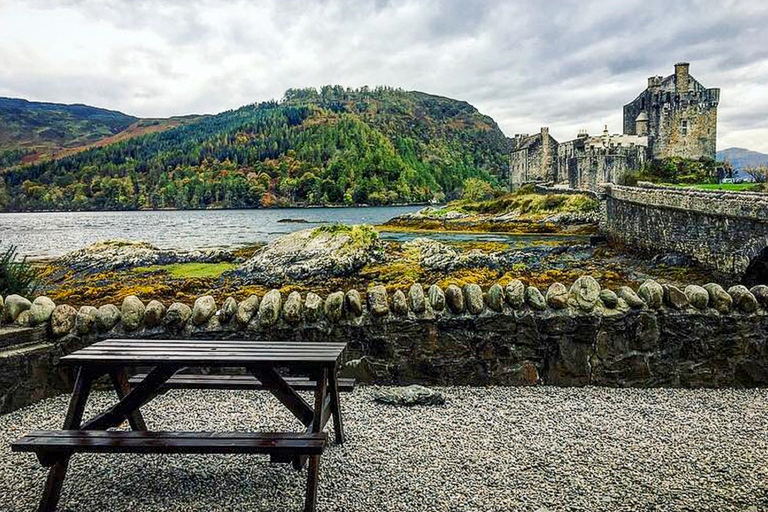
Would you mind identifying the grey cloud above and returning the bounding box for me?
[4,0,768,150]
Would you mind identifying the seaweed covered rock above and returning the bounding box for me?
[231,225,382,286]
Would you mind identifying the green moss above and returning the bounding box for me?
[313,223,378,247]
[133,262,238,279]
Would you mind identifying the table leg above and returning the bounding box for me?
[82,365,177,431]
[38,366,95,512]
[295,367,329,470]
[327,365,345,445]
[109,369,147,431]
[304,454,321,512]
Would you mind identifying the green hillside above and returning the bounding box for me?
[0,97,137,165]
[0,86,510,211]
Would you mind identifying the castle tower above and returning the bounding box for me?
[623,62,719,160]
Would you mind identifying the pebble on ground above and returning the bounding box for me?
[0,386,766,512]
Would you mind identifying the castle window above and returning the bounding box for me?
[681,119,688,136]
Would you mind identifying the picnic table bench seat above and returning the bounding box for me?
[128,372,356,392]
[13,430,327,462]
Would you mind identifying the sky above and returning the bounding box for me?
[1,0,768,151]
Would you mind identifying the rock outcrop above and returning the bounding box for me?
[231,225,383,286]
[55,239,234,275]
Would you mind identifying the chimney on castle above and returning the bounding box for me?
[675,62,690,94]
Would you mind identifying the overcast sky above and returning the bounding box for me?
[2,0,768,151]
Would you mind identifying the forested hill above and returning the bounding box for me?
[0,86,510,211]
[0,97,137,165]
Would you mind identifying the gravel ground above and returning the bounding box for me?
[1,386,767,512]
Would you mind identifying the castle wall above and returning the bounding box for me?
[3,277,768,413]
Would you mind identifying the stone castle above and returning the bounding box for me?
[510,63,720,190]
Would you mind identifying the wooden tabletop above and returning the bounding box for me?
[61,339,348,366]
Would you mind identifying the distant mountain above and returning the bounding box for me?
[0,97,204,169]
[0,97,136,154]
[717,147,768,171]
[0,86,510,211]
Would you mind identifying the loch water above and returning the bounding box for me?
[0,206,589,260]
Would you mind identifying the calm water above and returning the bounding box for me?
[0,206,590,260]
[0,207,421,260]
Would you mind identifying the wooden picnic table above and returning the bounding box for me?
[12,339,349,512]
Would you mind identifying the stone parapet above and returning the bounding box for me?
[2,277,768,412]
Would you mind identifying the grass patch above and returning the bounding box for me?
[312,224,378,247]
[445,192,599,216]
[678,183,764,192]
[133,262,238,279]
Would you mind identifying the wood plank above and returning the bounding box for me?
[62,355,341,366]
[98,340,347,348]
[13,430,327,456]
[128,374,356,392]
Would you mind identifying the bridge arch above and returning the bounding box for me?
[743,245,768,287]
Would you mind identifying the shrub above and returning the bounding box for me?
[0,244,39,296]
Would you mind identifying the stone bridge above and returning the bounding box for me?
[601,182,768,285]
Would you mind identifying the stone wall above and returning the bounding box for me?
[602,183,768,277]
[3,276,768,413]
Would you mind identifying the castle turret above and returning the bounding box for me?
[635,112,649,136]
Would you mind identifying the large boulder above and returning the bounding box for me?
[546,282,569,310]
[258,290,282,326]
[408,284,426,314]
[617,286,645,308]
[96,304,121,331]
[367,285,390,317]
[569,276,600,311]
[51,305,77,337]
[704,283,733,313]
[638,280,663,309]
[728,285,758,313]
[463,284,484,314]
[525,286,547,311]
[324,292,344,322]
[4,294,31,323]
[345,290,363,317]
[231,225,382,286]
[392,290,408,315]
[164,302,192,328]
[404,238,496,272]
[121,296,145,331]
[684,285,709,310]
[282,291,303,324]
[486,283,504,312]
[236,295,260,325]
[219,297,238,323]
[305,292,323,322]
[192,296,217,326]
[505,280,525,309]
[428,285,445,311]
[445,285,464,314]
[76,306,99,335]
[144,300,166,327]
[28,296,56,326]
